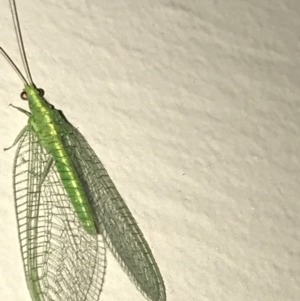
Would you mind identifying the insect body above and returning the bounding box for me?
[1,1,166,301]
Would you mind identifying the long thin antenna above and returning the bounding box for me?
[9,0,34,84]
[0,47,28,84]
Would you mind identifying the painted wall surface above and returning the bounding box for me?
[0,1,299,300]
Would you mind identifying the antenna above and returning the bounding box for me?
[0,47,28,84]
[8,0,34,84]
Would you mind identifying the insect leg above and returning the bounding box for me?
[4,125,28,151]
[9,103,31,116]
[38,156,53,187]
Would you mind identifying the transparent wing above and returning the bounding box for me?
[13,127,106,301]
[59,121,166,301]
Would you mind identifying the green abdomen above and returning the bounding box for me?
[29,107,96,235]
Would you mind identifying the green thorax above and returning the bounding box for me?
[25,84,60,149]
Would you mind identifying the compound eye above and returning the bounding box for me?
[20,91,28,100]
[38,88,45,97]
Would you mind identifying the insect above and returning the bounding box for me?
[1,1,166,300]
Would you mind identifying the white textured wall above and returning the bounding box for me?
[0,1,299,300]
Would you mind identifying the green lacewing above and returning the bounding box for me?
[1,1,166,300]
